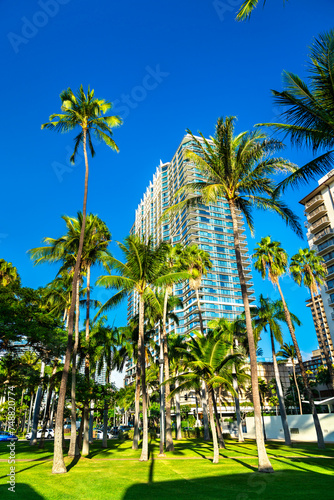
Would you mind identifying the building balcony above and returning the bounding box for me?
[318,241,334,256]
[309,215,330,234]
[328,297,334,307]
[304,194,324,212]
[307,204,327,224]
[314,227,334,245]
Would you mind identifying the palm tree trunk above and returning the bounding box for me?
[158,338,166,456]
[195,288,204,334]
[39,361,58,449]
[27,392,34,434]
[138,294,148,461]
[212,388,225,448]
[52,128,89,474]
[162,289,174,452]
[69,278,81,457]
[102,398,108,449]
[30,361,45,446]
[82,264,91,456]
[175,375,182,440]
[310,290,334,390]
[270,329,291,446]
[208,386,219,464]
[276,280,325,449]
[229,200,273,472]
[77,407,84,450]
[291,359,302,415]
[201,381,210,441]
[132,358,141,450]
[232,368,244,442]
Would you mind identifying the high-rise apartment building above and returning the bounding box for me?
[299,169,334,362]
[125,135,255,385]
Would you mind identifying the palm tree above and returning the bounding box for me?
[169,331,240,463]
[253,236,325,448]
[96,235,186,461]
[277,342,302,414]
[165,116,302,471]
[41,86,120,473]
[168,334,187,440]
[178,245,212,334]
[290,248,334,389]
[209,317,249,443]
[254,295,301,446]
[258,30,334,192]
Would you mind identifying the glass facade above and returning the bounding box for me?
[125,135,255,385]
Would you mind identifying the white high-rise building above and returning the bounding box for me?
[125,135,255,385]
[299,169,334,362]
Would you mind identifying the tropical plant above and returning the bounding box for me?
[164,116,302,471]
[253,236,325,448]
[168,330,240,463]
[259,30,334,192]
[96,235,186,461]
[236,0,286,21]
[277,343,303,414]
[0,260,20,287]
[254,295,301,446]
[290,248,334,389]
[41,85,120,474]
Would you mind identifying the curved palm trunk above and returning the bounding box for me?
[138,295,149,461]
[291,358,303,415]
[132,358,141,450]
[229,200,273,472]
[310,290,334,390]
[208,386,219,464]
[270,330,291,446]
[27,392,35,434]
[201,381,210,441]
[52,128,89,474]
[275,280,325,449]
[175,375,182,440]
[162,288,174,452]
[82,264,91,456]
[77,407,84,450]
[39,361,58,449]
[212,388,225,448]
[69,279,81,457]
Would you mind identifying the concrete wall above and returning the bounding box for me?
[244,414,334,442]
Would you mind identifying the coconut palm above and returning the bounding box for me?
[259,30,334,192]
[169,330,240,463]
[41,86,120,473]
[253,236,325,448]
[208,316,249,443]
[277,342,302,414]
[164,116,302,471]
[290,248,334,389]
[96,235,187,461]
[254,295,301,446]
[168,334,187,440]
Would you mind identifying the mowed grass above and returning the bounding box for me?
[0,439,333,499]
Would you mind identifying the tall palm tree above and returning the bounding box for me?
[290,248,334,389]
[165,116,302,471]
[168,334,187,440]
[41,85,120,473]
[277,343,302,414]
[253,236,325,448]
[259,30,334,192]
[178,245,212,334]
[96,235,186,461]
[254,295,301,446]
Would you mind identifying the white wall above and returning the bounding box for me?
[244,414,334,442]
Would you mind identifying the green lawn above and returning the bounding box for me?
[0,439,333,499]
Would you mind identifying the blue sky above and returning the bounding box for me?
[1,0,334,372]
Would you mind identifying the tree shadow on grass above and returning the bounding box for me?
[0,483,45,500]
[0,461,46,481]
[121,467,333,500]
[66,455,81,472]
